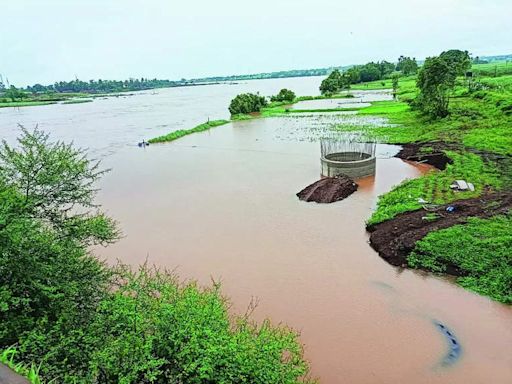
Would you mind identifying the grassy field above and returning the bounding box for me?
[148,119,230,143]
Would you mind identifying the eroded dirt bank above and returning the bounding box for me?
[395,142,453,170]
[367,192,512,271]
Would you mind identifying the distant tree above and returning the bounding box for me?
[344,67,361,83]
[396,56,418,75]
[439,49,471,76]
[472,56,488,65]
[319,69,350,95]
[270,88,296,103]
[4,86,26,101]
[379,61,396,78]
[228,93,268,115]
[415,56,456,118]
[359,63,382,82]
[392,74,399,99]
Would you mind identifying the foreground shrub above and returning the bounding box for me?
[82,265,312,383]
[0,128,312,383]
[228,93,267,115]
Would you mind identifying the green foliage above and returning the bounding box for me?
[408,215,512,303]
[319,69,350,95]
[391,74,399,99]
[0,347,42,384]
[228,93,268,115]
[82,265,312,384]
[415,55,457,118]
[439,49,471,76]
[270,88,296,103]
[343,61,395,85]
[396,56,418,75]
[3,86,26,102]
[0,129,312,383]
[149,120,229,143]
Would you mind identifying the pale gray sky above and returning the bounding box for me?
[1,0,510,87]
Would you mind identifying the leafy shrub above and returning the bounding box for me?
[270,89,296,103]
[228,93,267,115]
[0,128,312,383]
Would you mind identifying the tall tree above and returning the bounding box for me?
[319,69,350,95]
[415,56,456,118]
[396,56,418,75]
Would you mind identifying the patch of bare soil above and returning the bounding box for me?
[297,176,358,203]
[367,192,512,272]
[395,142,454,170]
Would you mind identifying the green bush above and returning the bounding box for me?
[0,128,312,383]
[228,93,267,115]
[270,89,296,103]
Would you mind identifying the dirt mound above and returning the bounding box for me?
[367,192,512,272]
[396,142,454,170]
[297,176,358,203]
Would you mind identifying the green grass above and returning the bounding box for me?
[366,151,502,225]
[148,119,230,143]
[408,215,512,304]
[0,101,57,108]
[472,61,512,78]
[349,76,416,91]
[0,348,41,384]
[62,98,93,104]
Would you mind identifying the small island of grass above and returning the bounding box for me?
[148,119,230,143]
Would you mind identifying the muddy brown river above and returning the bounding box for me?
[1,77,511,383]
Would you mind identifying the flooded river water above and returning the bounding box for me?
[1,77,511,383]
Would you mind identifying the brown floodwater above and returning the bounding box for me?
[1,78,511,383]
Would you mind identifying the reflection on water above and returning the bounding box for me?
[1,80,511,384]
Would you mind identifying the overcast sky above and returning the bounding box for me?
[1,0,510,87]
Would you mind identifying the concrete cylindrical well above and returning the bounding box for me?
[321,151,376,179]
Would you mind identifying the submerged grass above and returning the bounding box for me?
[148,119,230,143]
[62,98,93,104]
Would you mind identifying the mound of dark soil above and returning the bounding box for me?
[297,176,358,203]
[396,142,454,170]
[367,192,512,272]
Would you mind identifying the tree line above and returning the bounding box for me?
[320,56,418,95]
[318,50,474,119]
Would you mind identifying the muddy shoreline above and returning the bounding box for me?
[368,142,511,275]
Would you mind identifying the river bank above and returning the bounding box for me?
[2,76,511,383]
